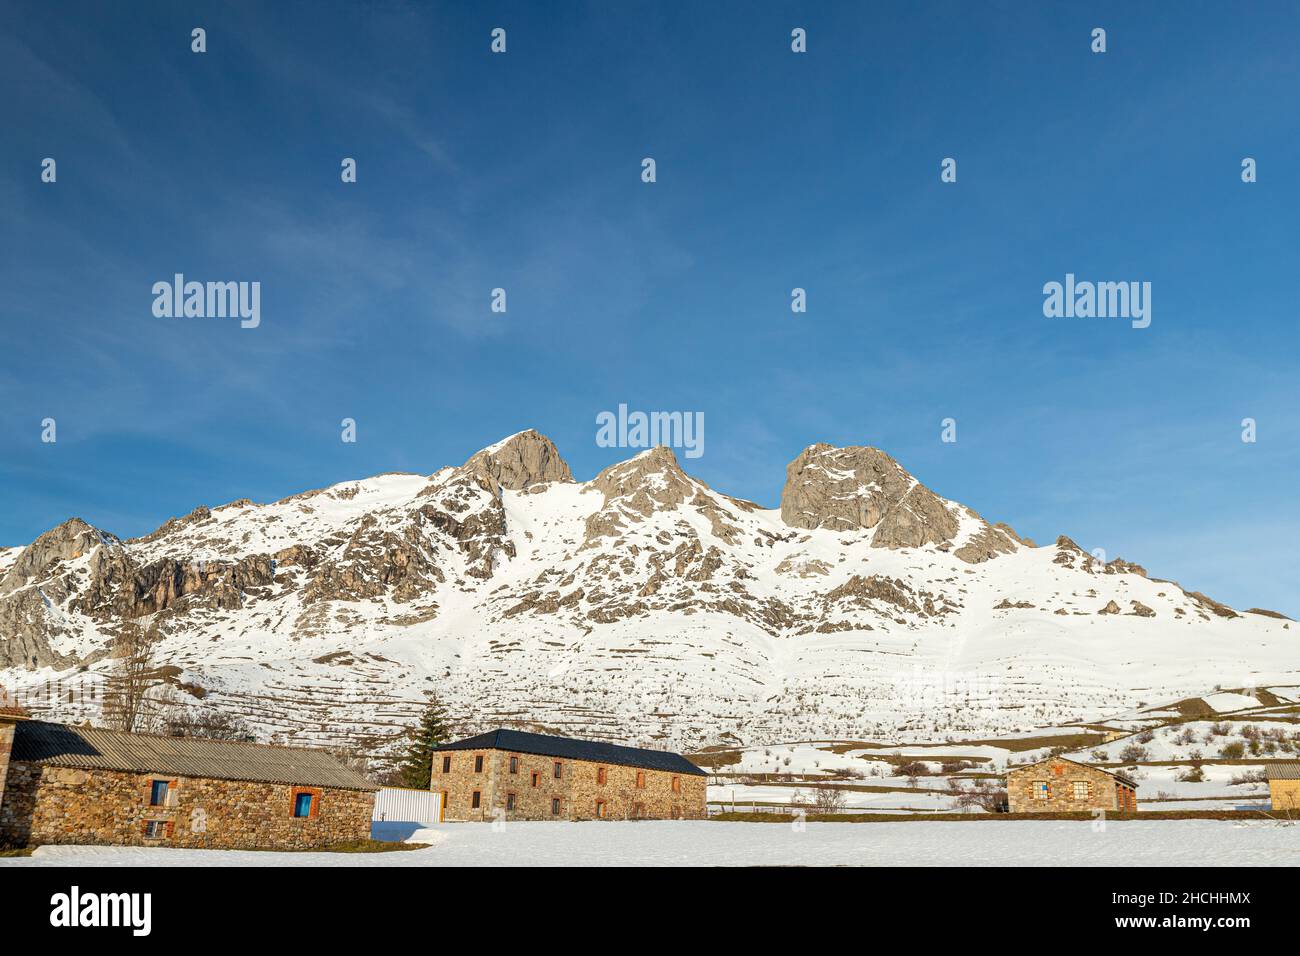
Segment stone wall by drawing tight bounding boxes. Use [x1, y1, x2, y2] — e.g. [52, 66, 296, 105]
[0, 761, 375, 849]
[1007, 758, 1130, 813]
[0, 720, 14, 816]
[1270, 779, 1300, 811]
[434, 748, 707, 822]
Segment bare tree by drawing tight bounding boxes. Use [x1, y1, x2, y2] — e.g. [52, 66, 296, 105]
[811, 785, 847, 815]
[160, 701, 255, 741]
[329, 740, 374, 777]
[898, 760, 927, 787]
[101, 620, 166, 733]
[955, 779, 1008, 813]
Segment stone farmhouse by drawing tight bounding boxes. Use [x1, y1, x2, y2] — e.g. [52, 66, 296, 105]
[1265, 762, 1300, 811]
[0, 710, 378, 850]
[433, 728, 707, 821]
[1006, 755, 1138, 813]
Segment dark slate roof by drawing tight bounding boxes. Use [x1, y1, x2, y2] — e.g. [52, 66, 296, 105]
[1265, 762, 1300, 781]
[11, 720, 378, 791]
[434, 729, 707, 776]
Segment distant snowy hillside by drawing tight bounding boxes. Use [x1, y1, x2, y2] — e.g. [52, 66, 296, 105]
[1, 430, 1295, 758]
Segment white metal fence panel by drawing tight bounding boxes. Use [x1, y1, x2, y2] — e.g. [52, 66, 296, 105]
[373, 787, 441, 823]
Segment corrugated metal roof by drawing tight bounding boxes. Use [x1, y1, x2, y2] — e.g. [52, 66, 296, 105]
[435, 729, 708, 776]
[1265, 762, 1300, 780]
[11, 721, 378, 791]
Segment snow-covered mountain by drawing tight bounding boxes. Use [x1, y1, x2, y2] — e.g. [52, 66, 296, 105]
[1, 430, 1295, 757]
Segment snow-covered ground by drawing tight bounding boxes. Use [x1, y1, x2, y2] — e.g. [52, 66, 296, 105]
[709, 783, 963, 813]
[2, 820, 1296, 867]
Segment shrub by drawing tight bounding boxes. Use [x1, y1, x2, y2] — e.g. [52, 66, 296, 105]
[897, 760, 928, 780]
[811, 785, 847, 814]
[1118, 744, 1149, 763]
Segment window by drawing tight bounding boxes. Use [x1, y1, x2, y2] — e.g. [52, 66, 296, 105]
[553, 761, 563, 779]
[531, 772, 540, 788]
[1032, 781, 1049, 799]
[1073, 781, 1091, 799]
[636, 771, 646, 789]
[509, 756, 519, 774]
[291, 787, 320, 818]
[471, 790, 482, 809]
[596, 766, 607, 785]
[143, 820, 171, 839]
[551, 797, 561, 816]
[149, 779, 170, 806]
[441, 755, 451, 773]
[595, 799, 607, 818]
[671, 776, 681, 793]
[506, 792, 516, 812]
[474, 754, 484, 773]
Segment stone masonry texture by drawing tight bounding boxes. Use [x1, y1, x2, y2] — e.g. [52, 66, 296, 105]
[435, 747, 706, 822]
[1006, 757, 1136, 813]
[0, 760, 375, 849]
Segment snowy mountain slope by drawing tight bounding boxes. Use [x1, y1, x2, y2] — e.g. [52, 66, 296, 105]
[0, 430, 1295, 757]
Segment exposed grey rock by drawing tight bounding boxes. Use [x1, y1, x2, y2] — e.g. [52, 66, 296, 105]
[0, 518, 121, 595]
[462, 429, 573, 494]
[779, 443, 1020, 562]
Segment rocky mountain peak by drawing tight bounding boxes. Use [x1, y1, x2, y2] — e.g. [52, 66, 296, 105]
[461, 429, 573, 494]
[0, 517, 120, 595]
[780, 443, 933, 533]
[588, 445, 693, 504]
[778, 442, 1022, 562]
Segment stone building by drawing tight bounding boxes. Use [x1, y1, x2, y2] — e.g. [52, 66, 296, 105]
[433, 729, 707, 822]
[1265, 762, 1300, 811]
[1006, 756, 1137, 813]
[0, 712, 378, 850]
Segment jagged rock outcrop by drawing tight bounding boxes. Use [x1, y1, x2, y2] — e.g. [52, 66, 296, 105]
[0, 519, 121, 595]
[1187, 591, 1238, 619]
[780, 443, 1021, 562]
[462, 429, 573, 494]
[582, 447, 749, 546]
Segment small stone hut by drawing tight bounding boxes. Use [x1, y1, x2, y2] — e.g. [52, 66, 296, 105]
[0, 713, 377, 850]
[1006, 755, 1138, 813]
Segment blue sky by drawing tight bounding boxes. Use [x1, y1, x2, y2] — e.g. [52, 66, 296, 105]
[1, 1, 1297, 615]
